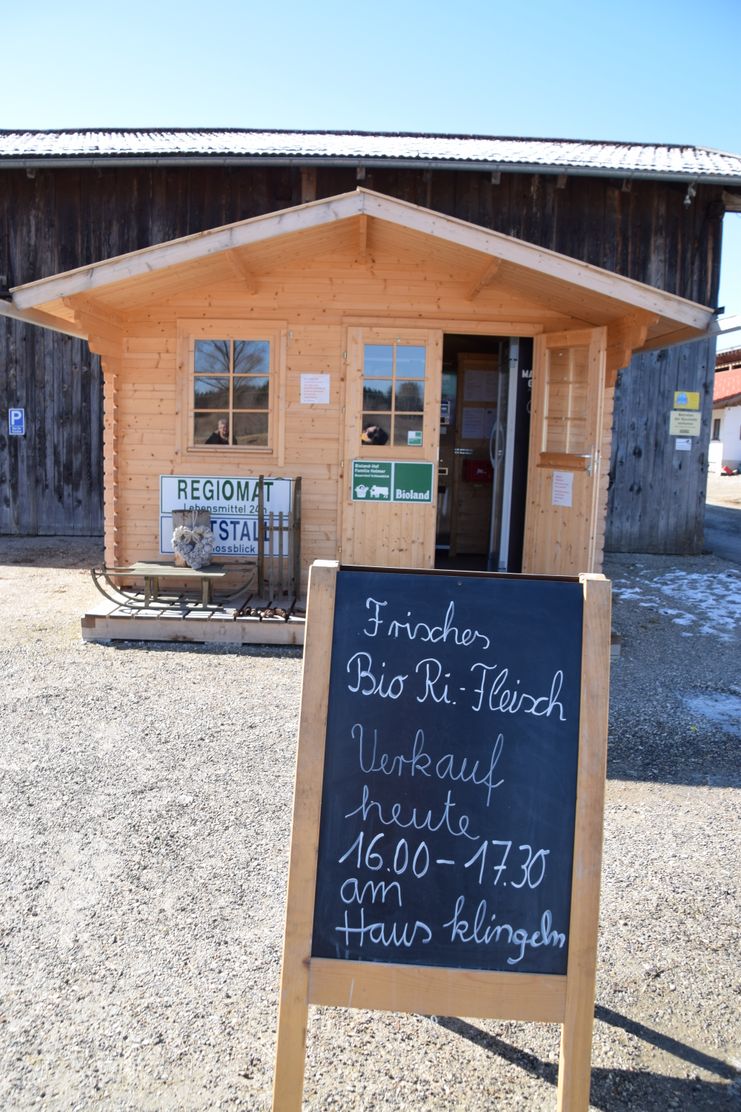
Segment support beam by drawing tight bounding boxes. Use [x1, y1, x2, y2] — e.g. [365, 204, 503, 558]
[0, 298, 86, 340]
[300, 167, 317, 203]
[357, 214, 369, 261]
[226, 249, 259, 293]
[605, 313, 658, 386]
[64, 295, 127, 331]
[466, 257, 502, 301]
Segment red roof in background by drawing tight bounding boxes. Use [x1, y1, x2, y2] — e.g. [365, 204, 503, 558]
[716, 347, 741, 370]
[714, 367, 741, 403]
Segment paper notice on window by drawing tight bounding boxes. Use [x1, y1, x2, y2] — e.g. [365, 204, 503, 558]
[462, 407, 496, 441]
[552, 471, 574, 507]
[464, 369, 498, 402]
[300, 373, 330, 404]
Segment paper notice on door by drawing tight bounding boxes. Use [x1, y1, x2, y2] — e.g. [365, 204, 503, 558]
[552, 471, 574, 507]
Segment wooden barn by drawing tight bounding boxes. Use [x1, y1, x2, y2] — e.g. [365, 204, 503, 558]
[1, 129, 740, 575]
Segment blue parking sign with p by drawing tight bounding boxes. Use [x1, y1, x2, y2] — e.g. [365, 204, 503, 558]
[8, 408, 25, 436]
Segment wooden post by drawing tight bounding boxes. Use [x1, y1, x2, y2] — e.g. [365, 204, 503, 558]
[257, 476, 265, 597]
[292, 477, 302, 599]
[557, 574, 611, 1111]
[272, 561, 339, 1112]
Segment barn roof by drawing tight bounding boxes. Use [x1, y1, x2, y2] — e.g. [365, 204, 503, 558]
[1, 128, 741, 184]
[714, 368, 741, 405]
[716, 346, 741, 370]
[4, 188, 715, 352]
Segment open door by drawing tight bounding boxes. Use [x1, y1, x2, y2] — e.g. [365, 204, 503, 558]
[522, 328, 606, 575]
[447, 352, 506, 560]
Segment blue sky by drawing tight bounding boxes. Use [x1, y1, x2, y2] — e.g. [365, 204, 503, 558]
[3, 0, 740, 332]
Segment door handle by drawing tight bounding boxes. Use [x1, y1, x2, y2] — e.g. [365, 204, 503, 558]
[575, 449, 599, 476]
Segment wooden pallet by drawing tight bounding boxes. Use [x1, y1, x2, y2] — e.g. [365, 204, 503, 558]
[81, 596, 306, 646]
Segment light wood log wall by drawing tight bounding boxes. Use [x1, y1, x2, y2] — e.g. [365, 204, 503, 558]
[78, 244, 608, 581]
[107, 316, 345, 578]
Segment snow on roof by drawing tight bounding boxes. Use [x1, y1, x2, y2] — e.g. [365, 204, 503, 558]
[1, 128, 740, 183]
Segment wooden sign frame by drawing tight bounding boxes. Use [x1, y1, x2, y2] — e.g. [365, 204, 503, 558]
[273, 560, 611, 1111]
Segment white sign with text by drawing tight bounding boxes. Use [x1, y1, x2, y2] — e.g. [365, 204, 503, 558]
[160, 474, 292, 557]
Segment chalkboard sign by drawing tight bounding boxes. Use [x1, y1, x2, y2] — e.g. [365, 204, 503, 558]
[273, 562, 611, 1112]
[312, 569, 582, 975]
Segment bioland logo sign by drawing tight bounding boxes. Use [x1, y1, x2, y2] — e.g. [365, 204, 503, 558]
[351, 461, 433, 504]
[160, 475, 292, 557]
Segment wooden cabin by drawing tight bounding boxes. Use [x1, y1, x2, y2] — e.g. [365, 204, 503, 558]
[4, 187, 714, 639]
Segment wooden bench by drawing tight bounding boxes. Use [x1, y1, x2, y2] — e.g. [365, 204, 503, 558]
[105, 561, 228, 606]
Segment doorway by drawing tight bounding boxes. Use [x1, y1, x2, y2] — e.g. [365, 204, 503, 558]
[435, 335, 531, 572]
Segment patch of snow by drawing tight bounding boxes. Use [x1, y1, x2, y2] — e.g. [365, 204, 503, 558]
[683, 693, 741, 739]
[612, 568, 741, 643]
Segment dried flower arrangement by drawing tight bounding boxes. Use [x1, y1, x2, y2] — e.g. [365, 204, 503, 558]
[171, 511, 215, 570]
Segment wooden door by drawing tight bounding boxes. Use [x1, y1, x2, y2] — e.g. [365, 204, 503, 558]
[340, 327, 442, 568]
[522, 328, 606, 575]
[448, 352, 502, 557]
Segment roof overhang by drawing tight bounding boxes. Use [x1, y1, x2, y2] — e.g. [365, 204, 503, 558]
[7, 188, 716, 351]
[714, 393, 741, 409]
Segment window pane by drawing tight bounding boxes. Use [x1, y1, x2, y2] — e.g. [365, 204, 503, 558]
[395, 380, 425, 412]
[194, 412, 232, 445]
[396, 345, 426, 378]
[545, 345, 589, 454]
[234, 339, 270, 375]
[364, 344, 393, 377]
[363, 381, 393, 411]
[233, 376, 270, 409]
[194, 376, 230, 408]
[361, 416, 390, 446]
[394, 414, 424, 447]
[233, 412, 269, 446]
[195, 339, 230, 375]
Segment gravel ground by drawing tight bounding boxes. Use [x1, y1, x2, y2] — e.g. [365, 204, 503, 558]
[0, 536, 739, 1111]
[705, 475, 741, 565]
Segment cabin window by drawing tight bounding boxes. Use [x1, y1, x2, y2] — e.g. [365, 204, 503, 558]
[193, 338, 271, 447]
[361, 342, 426, 448]
[542, 345, 589, 454]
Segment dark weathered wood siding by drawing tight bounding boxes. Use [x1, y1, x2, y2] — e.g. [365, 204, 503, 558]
[608, 338, 716, 553]
[0, 327, 102, 534]
[0, 164, 724, 545]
